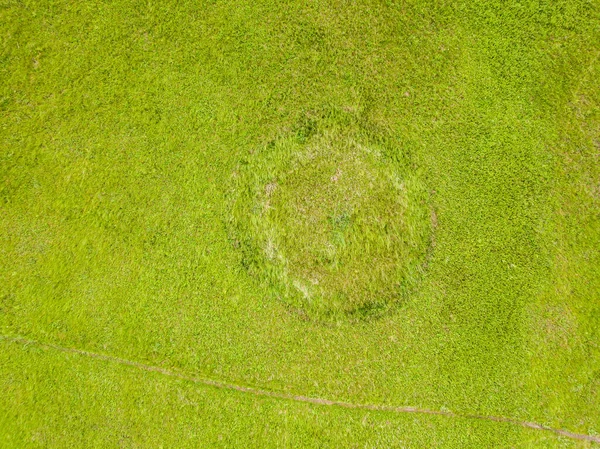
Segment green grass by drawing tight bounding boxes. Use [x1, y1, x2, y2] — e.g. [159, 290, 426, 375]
[227, 110, 433, 321]
[1, 0, 599, 447]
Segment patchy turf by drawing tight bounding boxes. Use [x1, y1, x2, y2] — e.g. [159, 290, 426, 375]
[228, 110, 433, 321]
[1, 0, 599, 447]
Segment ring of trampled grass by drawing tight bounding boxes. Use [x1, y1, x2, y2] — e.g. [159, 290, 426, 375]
[228, 120, 432, 322]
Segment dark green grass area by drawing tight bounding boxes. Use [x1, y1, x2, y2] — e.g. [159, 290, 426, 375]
[1, 0, 599, 447]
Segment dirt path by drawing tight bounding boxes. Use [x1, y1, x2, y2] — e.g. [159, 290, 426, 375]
[2, 333, 598, 444]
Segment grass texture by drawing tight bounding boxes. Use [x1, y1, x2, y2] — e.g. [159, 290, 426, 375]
[1, 0, 599, 447]
[227, 110, 432, 321]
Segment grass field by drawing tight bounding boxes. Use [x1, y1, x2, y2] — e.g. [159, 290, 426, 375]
[1, 0, 600, 447]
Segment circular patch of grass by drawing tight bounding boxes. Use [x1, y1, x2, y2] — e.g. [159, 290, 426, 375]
[228, 112, 433, 322]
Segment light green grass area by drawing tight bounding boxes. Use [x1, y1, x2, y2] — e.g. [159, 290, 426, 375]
[1, 0, 599, 447]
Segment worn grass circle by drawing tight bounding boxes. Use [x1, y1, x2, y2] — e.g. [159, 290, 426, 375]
[228, 116, 433, 322]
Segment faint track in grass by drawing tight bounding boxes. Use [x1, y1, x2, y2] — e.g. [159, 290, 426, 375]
[2, 333, 599, 445]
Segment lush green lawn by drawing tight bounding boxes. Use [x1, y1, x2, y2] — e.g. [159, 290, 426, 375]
[1, 0, 599, 447]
